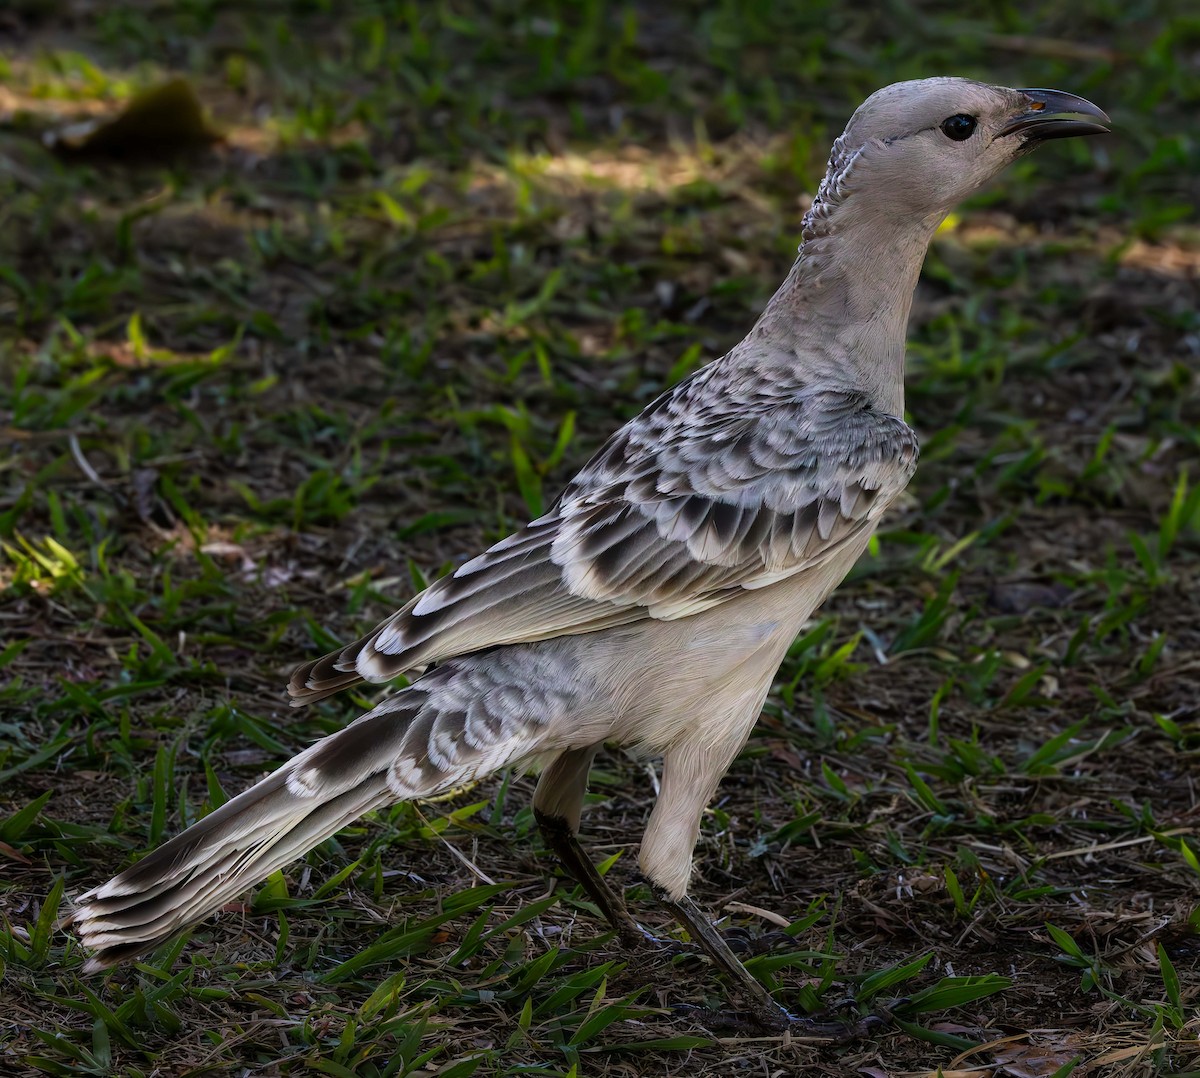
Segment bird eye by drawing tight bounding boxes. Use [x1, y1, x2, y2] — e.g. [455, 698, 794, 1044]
[940, 114, 978, 141]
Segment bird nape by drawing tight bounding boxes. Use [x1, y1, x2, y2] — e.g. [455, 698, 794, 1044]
[62, 77, 1108, 1033]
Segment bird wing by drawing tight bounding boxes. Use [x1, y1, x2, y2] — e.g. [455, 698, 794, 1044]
[288, 367, 918, 704]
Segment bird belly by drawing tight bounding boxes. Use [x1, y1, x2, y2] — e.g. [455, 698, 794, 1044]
[596, 527, 876, 752]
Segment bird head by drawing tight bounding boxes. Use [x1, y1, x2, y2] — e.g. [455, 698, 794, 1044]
[811, 77, 1109, 231]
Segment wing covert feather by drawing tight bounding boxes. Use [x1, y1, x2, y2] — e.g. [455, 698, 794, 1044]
[289, 368, 918, 704]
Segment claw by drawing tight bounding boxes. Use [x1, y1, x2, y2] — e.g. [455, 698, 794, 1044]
[801, 994, 909, 1044]
[672, 994, 906, 1042]
[625, 926, 686, 953]
[671, 1003, 783, 1035]
[724, 927, 795, 955]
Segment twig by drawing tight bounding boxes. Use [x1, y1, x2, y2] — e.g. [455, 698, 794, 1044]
[722, 900, 791, 929]
[1042, 827, 1192, 861]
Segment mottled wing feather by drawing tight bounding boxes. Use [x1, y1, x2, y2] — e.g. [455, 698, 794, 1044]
[549, 377, 916, 612]
[289, 367, 918, 704]
[288, 520, 645, 704]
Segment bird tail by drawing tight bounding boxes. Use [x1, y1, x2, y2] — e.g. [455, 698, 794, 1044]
[63, 659, 556, 971]
[62, 766, 393, 971]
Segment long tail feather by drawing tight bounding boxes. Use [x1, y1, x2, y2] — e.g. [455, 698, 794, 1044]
[63, 651, 575, 970]
[62, 766, 392, 971]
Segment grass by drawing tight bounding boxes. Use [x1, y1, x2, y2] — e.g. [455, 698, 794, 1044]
[2, 0, 1199, 1073]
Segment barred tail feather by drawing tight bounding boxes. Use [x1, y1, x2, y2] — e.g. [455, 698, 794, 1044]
[63, 770, 392, 971]
[65, 652, 574, 970]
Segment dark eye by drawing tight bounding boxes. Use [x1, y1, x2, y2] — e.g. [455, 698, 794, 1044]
[940, 114, 977, 141]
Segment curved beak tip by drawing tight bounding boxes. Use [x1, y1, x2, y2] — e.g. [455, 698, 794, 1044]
[1001, 88, 1110, 141]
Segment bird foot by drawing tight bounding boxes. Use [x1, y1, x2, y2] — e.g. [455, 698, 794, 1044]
[628, 923, 793, 958]
[791, 995, 907, 1044]
[721, 925, 796, 956]
[619, 924, 677, 951]
[673, 995, 907, 1041]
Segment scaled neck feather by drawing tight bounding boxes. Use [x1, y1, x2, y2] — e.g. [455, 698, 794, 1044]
[746, 136, 947, 419]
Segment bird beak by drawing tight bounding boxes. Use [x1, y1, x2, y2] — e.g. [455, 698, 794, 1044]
[998, 88, 1110, 141]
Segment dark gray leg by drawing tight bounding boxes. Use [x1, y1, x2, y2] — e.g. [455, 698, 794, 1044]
[534, 807, 644, 948]
[656, 890, 904, 1039]
[532, 746, 646, 947]
[655, 889, 793, 1030]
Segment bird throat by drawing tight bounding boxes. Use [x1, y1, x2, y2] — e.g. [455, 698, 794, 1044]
[750, 139, 944, 418]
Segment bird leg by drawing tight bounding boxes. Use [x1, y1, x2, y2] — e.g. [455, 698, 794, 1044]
[655, 889, 793, 1030]
[656, 891, 909, 1039]
[534, 808, 645, 948]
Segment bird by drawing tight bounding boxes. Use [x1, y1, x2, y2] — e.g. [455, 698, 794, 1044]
[63, 77, 1108, 1030]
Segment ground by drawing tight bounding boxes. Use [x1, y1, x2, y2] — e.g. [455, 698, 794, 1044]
[1, 2, 1199, 1075]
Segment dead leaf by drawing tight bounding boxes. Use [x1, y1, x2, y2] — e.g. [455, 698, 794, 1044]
[44, 77, 221, 159]
[991, 1040, 1081, 1077]
[0, 840, 32, 864]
